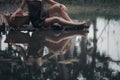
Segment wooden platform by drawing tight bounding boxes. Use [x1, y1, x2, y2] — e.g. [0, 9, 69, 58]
[0, 14, 89, 32]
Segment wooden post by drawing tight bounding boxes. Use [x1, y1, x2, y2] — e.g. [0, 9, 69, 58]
[91, 19, 97, 79]
[58, 55, 70, 80]
[71, 35, 88, 80]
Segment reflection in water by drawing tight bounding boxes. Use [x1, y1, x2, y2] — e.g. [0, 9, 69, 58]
[88, 17, 120, 60]
[97, 18, 120, 60]
[0, 29, 88, 80]
[0, 15, 120, 80]
[88, 17, 120, 74]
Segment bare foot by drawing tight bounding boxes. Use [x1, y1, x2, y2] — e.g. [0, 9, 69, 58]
[78, 21, 91, 28]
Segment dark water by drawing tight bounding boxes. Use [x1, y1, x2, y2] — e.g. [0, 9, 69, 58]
[0, 26, 88, 80]
[0, 12, 120, 80]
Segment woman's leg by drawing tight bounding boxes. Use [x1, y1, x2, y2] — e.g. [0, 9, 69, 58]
[48, 4, 72, 22]
[45, 16, 86, 27]
[45, 4, 89, 27]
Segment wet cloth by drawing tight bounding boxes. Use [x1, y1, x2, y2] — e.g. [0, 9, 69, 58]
[26, 0, 49, 28]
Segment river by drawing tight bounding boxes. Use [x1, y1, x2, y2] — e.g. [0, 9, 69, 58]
[0, 6, 120, 80]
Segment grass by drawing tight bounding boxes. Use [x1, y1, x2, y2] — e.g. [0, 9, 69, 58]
[0, 4, 120, 20]
[66, 5, 120, 20]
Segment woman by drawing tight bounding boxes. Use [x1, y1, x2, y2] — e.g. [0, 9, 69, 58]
[11, 0, 89, 28]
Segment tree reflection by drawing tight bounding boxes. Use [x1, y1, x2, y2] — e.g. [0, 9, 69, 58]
[0, 19, 120, 80]
[0, 29, 88, 80]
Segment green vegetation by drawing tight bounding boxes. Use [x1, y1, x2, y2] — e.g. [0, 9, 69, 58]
[0, 0, 120, 6]
[56, 0, 120, 6]
[69, 12, 120, 21]
[1, 0, 120, 20]
[67, 5, 120, 21]
[0, 0, 20, 4]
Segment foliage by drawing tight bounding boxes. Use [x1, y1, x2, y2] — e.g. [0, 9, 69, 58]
[0, 0, 20, 4]
[0, 0, 120, 6]
[56, 0, 120, 5]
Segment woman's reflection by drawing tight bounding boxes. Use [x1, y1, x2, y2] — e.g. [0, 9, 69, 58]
[5, 30, 87, 66]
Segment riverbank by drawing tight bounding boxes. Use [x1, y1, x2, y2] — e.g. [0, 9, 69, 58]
[1, 4, 120, 25]
[66, 5, 120, 20]
[0, 4, 28, 14]
[67, 5, 120, 15]
[0, 4, 120, 16]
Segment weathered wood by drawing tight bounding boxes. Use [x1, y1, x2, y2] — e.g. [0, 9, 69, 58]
[4, 30, 30, 43]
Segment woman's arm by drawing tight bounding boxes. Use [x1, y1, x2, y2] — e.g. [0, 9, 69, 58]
[46, 0, 67, 11]
[11, 0, 26, 20]
[45, 0, 59, 5]
[14, 0, 26, 14]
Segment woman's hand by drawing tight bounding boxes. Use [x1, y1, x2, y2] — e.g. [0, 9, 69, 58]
[10, 11, 23, 21]
[10, 13, 16, 21]
[10, 0, 25, 21]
